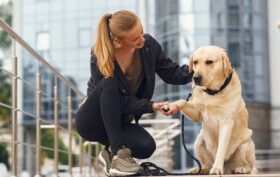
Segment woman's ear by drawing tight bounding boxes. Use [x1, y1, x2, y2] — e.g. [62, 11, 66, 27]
[113, 38, 122, 48]
[222, 52, 233, 77]
[189, 55, 193, 73]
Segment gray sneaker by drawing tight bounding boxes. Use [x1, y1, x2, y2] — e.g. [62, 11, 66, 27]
[109, 148, 142, 176]
[98, 149, 112, 176]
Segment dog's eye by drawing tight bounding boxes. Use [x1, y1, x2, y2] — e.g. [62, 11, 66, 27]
[193, 60, 198, 65]
[206, 60, 213, 65]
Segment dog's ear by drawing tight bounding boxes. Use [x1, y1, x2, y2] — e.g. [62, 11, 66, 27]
[189, 55, 193, 73]
[222, 52, 233, 77]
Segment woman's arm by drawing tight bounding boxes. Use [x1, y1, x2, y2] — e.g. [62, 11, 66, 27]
[149, 35, 193, 85]
[87, 54, 104, 96]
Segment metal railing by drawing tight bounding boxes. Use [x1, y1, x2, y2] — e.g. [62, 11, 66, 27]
[0, 18, 183, 176]
[0, 18, 98, 177]
[255, 149, 280, 174]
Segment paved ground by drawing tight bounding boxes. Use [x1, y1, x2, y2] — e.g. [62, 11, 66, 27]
[150, 175, 280, 177]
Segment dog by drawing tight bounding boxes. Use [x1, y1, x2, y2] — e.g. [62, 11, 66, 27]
[164, 46, 258, 175]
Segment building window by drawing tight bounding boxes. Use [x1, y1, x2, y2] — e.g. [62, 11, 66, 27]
[78, 28, 92, 48]
[227, 0, 239, 27]
[228, 43, 240, 68]
[36, 32, 50, 51]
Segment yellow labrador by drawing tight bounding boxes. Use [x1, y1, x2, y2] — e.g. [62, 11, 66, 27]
[166, 46, 258, 174]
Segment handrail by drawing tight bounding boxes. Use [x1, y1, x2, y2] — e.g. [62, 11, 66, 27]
[0, 18, 94, 177]
[0, 18, 85, 97]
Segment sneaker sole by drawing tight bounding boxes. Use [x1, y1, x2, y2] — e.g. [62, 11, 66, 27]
[98, 152, 111, 176]
[109, 168, 138, 176]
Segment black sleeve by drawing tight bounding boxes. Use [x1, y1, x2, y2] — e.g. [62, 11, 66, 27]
[87, 54, 104, 96]
[150, 35, 193, 85]
[120, 96, 154, 115]
[87, 53, 154, 114]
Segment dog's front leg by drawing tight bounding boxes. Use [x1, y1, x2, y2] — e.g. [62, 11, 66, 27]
[172, 99, 201, 122]
[210, 119, 234, 175]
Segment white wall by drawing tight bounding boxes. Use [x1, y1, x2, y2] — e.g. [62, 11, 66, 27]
[268, 0, 280, 148]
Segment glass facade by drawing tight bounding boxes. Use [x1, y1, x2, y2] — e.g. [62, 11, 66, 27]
[150, 0, 269, 172]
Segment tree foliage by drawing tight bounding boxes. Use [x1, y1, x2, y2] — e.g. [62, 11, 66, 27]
[0, 144, 10, 169]
[0, 0, 12, 49]
[0, 0, 12, 169]
[41, 129, 78, 165]
[0, 0, 12, 123]
[0, 61, 11, 123]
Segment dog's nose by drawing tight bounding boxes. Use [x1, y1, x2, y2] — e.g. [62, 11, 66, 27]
[193, 75, 202, 85]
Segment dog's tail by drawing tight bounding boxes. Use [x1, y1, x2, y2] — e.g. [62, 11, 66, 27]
[251, 166, 259, 174]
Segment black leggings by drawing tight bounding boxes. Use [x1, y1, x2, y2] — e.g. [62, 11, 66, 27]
[75, 78, 156, 159]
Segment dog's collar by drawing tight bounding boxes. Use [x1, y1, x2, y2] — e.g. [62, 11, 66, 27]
[203, 73, 233, 96]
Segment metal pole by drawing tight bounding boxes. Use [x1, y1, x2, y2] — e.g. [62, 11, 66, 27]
[95, 143, 99, 176]
[54, 77, 59, 177]
[79, 137, 83, 177]
[88, 144, 92, 176]
[11, 55, 18, 177]
[35, 62, 42, 177]
[68, 88, 73, 177]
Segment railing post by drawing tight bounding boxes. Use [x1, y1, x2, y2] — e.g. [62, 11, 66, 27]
[54, 77, 59, 177]
[35, 62, 42, 177]
[11, 55, 18, 177]
[79, 137, 83, 177]
[68, 89, 73, 177]
[88, 143, 92, 176]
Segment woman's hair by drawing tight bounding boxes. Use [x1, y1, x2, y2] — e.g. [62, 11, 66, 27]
[93, 10, 139, 78]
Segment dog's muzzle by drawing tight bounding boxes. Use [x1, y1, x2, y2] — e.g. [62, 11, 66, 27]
[193, 75, 202, 85]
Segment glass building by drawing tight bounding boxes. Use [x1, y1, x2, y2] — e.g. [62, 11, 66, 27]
[149, 0, 269, 172]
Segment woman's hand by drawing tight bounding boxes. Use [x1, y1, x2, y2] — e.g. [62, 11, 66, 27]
[152, 102, 168, 110]
[162, 103, 180, 116]
[152, 102, 180, 116]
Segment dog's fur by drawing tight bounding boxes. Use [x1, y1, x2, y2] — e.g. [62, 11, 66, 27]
[169, 46, 258, 174]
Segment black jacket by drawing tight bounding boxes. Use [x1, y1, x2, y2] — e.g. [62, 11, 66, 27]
[87, 34, 193, 123]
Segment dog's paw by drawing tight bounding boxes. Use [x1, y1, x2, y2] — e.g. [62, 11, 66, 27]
[209, 167, 223, 175]
[235, 167, 251, 174]
[161, 105, 170, 112]
[188, 167, 209, 175]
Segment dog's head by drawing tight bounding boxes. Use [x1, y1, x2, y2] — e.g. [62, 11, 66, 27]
[189, 46, 233, 90]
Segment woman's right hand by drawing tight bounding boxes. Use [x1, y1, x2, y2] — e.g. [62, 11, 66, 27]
[152, 102, 170, 115]
[152, 102, 181, 116]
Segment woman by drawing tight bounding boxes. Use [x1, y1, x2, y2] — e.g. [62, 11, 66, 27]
[75, 10, 193, 176]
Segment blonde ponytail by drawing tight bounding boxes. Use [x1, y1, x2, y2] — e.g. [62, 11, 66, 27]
[94, 14, 115, 78]
[93, 10, 139, 78]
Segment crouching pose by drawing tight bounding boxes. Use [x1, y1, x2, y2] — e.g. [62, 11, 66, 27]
[75, 10, 193, 176]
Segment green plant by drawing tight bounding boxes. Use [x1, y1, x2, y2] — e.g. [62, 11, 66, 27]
[0, 144, 10, 169]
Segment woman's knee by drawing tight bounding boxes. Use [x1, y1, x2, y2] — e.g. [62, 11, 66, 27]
[134, 137, 156, 159]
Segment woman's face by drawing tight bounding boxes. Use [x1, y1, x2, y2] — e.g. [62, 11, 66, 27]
[119, 20, 145, 49]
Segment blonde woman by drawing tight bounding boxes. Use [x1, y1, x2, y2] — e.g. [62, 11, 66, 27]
[75, 10, 193, 176]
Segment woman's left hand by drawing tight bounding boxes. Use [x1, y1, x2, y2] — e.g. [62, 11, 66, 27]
[160, 103, 180, 116]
